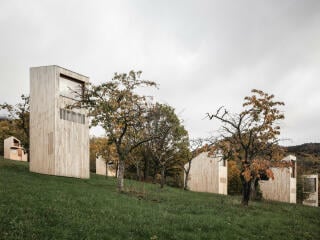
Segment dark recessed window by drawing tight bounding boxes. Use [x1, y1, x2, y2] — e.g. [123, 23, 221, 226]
[303, 178, 316, 193]
[291, 160, 296, 178]
[59, 74, 84, 101]
[222, 159, 226, 167]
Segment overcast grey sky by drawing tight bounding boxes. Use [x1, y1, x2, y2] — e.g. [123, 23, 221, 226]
[0, 0, 319, 145]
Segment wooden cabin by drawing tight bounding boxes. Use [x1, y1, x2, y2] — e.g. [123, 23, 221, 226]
[29, 65, 89, 178]
[260, 155, 297, 203]
[95, 156, 116, 177]
[4, 136, 28, 161]
[302, 174, 318, 207]
[184, 152, 227, 195]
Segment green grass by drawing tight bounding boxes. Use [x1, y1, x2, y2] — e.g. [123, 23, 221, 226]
[0, 157, 319, 240]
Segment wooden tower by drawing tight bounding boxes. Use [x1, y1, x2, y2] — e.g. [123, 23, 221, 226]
[29, 65, 89, 178]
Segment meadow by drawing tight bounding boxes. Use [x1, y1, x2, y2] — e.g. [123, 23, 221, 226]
[0, 157, 319, 240]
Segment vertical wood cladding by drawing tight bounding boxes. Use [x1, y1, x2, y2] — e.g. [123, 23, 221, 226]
[185, 152, 227, 195]
[30, 65, 89, 178]
[260, 155, 297, 203]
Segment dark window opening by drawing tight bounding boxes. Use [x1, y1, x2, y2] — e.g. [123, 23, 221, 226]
[303, 178, 316, 193]
[60, 108, 85, 124]
[222, 158, 226, 167]
[13, 139, 19, 147]
[59, 74, 84, 101]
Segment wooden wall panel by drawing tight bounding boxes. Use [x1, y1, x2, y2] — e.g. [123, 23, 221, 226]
[3, 137, 11, 159]
[260, 157, 297, 203]
[30, 66, 56, 174]
[219, 163, 228, 195]
[260, 167, 291, 202]
[185, 152, 227, 195]
[55, 96, 89, 178]
[96, 156, 116, 177]
[96, 156, 106, 176]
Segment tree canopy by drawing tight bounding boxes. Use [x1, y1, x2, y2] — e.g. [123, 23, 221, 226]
[144, 103, 189, 188]
[81, 71, 160, 191]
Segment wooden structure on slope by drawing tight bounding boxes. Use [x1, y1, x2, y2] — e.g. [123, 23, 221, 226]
[30, 65, 89, 178]
[260, 155, 297, 203]
[302, 174, 318, 207]
[4, 136, 28, 161]
[95, 156, 116, 177]
[185, 152, 227, 195]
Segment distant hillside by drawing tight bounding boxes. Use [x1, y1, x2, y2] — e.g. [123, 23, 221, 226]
[285, 143, 320, 175]
[287, 143, 320, 156]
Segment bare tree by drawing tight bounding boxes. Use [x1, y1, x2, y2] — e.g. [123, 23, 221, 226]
[207, 89, 285, 205]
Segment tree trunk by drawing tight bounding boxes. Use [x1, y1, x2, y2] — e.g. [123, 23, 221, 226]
[160, 166, 165, 188]
[250, 178, 257, 200]
[27, 150, 30, 162]
[136, 162, 140, 181]
[105, 160, 110, 179]
[183, 173, 189, 190]
[184, 161, 191, 190]
[153, 164, 158, 184]
[143, 152, 150, 180]
[240, 160, 252, 206]
[115, 161, 119, 178]
[242, 180, 251, 206]
[117, 159, 125, 192]
[184, 171, 189, 190]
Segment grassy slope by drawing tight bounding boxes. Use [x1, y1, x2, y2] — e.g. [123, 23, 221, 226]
[0, 157, 319, 240]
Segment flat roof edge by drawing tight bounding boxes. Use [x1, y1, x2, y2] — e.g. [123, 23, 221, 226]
[30, 65, 89, 79]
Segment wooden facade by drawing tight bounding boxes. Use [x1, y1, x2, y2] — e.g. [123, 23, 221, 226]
[29, 65, 89, 178]
[260, 155, 297, 203]
[4, 136, 28, 161]
[95, 156, 116, 177]
[302, 174, 318, 207]
[185, 152, 227, 195]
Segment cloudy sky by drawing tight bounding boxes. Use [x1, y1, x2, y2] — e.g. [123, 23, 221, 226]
[0, 0, 319, 145]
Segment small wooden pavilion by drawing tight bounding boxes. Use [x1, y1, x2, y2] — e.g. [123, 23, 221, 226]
[184, 152, 227, 195]
[96, 156, 116, 177]
[4, 136, 28, 161]
[260, 155, 297, 203]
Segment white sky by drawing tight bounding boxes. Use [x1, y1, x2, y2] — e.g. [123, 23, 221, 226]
[0, 0, 319, 145]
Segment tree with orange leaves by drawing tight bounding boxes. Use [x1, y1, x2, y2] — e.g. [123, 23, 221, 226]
[227, 160, 242, 195]
[207, 89, 285, 205]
